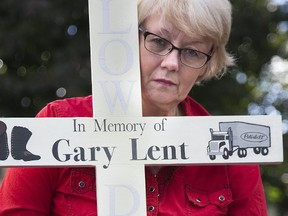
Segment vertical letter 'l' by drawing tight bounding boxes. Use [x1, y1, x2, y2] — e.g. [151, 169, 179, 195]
[101, 0, 131, 34]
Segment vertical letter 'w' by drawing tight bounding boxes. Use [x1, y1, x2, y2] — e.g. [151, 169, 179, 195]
[99, 80, 135, 114]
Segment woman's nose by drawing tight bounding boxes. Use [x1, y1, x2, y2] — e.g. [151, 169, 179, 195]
[160, 49, 180, 71]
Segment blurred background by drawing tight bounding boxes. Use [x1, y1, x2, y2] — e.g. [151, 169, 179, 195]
[0, 0, 287, 215]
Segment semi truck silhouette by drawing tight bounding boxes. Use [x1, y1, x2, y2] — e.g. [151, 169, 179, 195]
[207, 121, 271, 160]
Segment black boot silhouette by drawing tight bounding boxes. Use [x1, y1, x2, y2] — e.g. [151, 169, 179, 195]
[11, 126, 41, 161]
[0, 121, 9, 160]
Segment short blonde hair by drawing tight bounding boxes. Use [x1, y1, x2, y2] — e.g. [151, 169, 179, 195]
[137, 0, 234, 81]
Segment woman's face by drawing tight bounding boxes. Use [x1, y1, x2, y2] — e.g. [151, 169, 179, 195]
[139, 13, 213, 114]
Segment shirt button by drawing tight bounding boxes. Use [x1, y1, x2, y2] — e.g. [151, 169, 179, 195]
[148, 206, 155, 211]
[219, 195, 225, 201]
[78, 181, 85, 188]
[149, 187, 155, 193]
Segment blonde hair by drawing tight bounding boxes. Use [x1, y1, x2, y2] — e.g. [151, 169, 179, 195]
[137, 0, 234, 81]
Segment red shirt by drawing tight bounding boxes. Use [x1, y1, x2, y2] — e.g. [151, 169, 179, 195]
[0, 95, 267, 215]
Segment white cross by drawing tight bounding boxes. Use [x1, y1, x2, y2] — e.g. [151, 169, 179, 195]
[0, 1, 283, 215]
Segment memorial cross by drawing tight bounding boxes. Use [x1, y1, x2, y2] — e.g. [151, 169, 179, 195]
[0, 0, 283, 215]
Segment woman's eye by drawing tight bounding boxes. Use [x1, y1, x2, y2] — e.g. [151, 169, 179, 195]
[150, 37, 167, 47]
[185, 49, 198, 57]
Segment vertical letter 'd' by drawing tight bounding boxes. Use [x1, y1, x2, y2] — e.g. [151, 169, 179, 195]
[108, 184, 140, 216]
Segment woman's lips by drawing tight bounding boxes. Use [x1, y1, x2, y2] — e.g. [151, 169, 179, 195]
[154, 79, 176, 86]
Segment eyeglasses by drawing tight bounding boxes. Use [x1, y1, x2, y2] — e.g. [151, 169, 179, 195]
[139, 26, 212, 69]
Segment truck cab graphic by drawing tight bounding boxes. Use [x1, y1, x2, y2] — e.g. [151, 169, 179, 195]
[207, 121, 271, 160]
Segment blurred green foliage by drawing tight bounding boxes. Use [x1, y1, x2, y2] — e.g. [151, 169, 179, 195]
[0, 0, 91, 117]
[0, 0, 287, 215]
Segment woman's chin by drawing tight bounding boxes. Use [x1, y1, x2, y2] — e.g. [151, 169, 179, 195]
[143, 93, 180, 108]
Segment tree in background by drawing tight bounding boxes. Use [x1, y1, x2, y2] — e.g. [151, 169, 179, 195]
[0, 0, 91, 117]
[0, 0, 287, 215]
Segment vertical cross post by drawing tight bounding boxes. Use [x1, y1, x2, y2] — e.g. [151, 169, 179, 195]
[88, 0, 147, 214]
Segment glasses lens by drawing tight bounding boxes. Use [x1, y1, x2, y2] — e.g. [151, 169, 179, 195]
[144, 34, 172, 55]
[142, 29, 210, 69]
[181, 49, 208, 68]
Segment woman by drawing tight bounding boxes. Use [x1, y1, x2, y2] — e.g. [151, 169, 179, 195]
[0, 0, 267, 215]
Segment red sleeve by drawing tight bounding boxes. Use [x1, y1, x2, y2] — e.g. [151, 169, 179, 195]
[36, 96, 93, 118]
[0, 168, 59, 215]
[0, 102, 60, 215]
[36, 103, 58, 117]
[0, 96, 93, 215]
